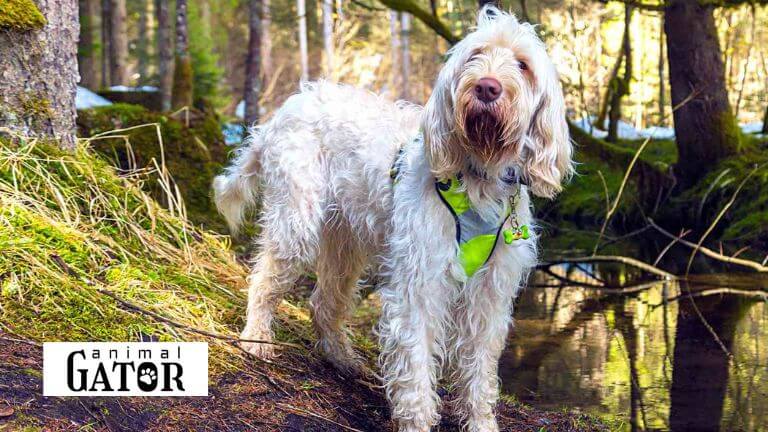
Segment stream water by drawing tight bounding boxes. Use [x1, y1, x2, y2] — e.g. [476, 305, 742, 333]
[501, 265, 768, 431]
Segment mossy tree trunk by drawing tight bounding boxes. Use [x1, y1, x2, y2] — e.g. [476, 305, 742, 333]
[762, 105, 768, 135]
[171, 0, 193, 109]
[595, 4, 632, 141]
[107, 0, 129, 85]
[77, 0, 100, 89]
[664, 0, 740, 187]
[155, 0, 173, 111]
[0, 0, 79, 149]
[244, 0, 262, 125]
[606, 4, 632, 143]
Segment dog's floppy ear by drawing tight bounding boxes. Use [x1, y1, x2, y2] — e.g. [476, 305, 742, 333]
[523, 65, 573, 199]
[422, 55, 464, 179]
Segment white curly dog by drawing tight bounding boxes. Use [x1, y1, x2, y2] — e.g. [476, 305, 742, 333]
[214, 6, 571, 431]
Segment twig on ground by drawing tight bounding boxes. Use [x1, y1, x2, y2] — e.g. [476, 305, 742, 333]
[276, 403, 364, 432]
[98, 289, 303, 350]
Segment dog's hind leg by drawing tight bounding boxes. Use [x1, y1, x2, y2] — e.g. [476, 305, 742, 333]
[240, 160, 325, 359]
[310, 216, 368, 376]
[239, 246, 304, 359]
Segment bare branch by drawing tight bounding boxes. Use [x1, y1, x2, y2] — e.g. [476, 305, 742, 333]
[377, 0, 459, 44]
[648, 218, 768, 272]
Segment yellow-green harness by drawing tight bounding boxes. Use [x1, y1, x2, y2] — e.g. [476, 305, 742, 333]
[390, 142, 529, 277]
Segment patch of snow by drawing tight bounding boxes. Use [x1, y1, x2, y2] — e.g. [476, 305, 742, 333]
[572, 117, 607, 139]
[573, 116, 643, 140]
[638, 126, 675, 140]
[234, 100, 267, 120]
[108, 85, 159, 92]
[741, 122, 764, 135]
[76, 86, 112, 109]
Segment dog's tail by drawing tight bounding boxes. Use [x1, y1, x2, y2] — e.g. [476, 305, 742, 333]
[213, 128, 264, 235]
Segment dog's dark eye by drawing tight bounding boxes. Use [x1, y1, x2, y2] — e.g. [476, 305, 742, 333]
[518, 61, 528, 71]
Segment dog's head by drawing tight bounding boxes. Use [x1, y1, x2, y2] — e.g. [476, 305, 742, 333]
[422, 6, 572, 198]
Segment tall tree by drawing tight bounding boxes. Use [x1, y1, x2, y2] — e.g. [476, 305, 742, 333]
[763, 105, 768, 135]
[261, 0, 272, 78]
[78, 0, 100, 89]
[389, 11, 401, 96]
[664, 0, 741, 186]
[107, 0, 129, 85]
[658, 19, 666, 125]
[400, 13, 411, 100]
[606, 4, 632, 143]
[297, 0, 309, 82]
[101, 0, 110, 86]
[136, 0, 152, 85]
[172, 0, 193, 108]
[322, 0, 334, 77]
[244, 0, 262, 125]
[0, 0, 79, 148]
[156, 0, 173, 111]
[595, 4, 632, 141]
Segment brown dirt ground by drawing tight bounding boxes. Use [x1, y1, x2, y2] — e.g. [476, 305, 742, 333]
[0, 335, 607, 432]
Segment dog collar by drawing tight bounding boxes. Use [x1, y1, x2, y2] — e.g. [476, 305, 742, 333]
[389, 135, 530, 277]
[435, 176, 528, 277]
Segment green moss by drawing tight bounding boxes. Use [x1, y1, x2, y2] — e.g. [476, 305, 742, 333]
[675, 149, 768, 247]
[19, 92, 52, 119]
[0, 136, 246, 371]
[76, 103, 227, 230]
[0, 0, 46, 30]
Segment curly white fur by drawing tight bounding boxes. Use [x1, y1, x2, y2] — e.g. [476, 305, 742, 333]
[214, 7, 571, 431]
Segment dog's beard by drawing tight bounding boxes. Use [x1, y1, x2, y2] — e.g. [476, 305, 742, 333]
[462, 107, 512, 164]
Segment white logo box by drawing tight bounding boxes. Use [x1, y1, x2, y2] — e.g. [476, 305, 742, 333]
[43, 342, 208, 396]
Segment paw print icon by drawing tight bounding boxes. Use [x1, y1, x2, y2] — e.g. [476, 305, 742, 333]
[136, 363, 158, 392]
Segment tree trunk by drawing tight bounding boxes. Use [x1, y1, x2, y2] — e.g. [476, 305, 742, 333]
[762, 105, 768, 135]
[244, 0, 262, 125]
[107, 0, 128, 85]
[658, 19, 666, 125]
[322, 0, 333, 77]
[136, 0, 150, 85]
[297, 0, 309, 82]
[400, 13, 411, 100]
[606, 5, 632, 143]
[665, 0, 740, 187]
[101, 0, 110, 87]
[78, 0, 100, 89]
[389, 11, 401, 96]
[0, 0, 79, 148]
[156, 0, 173, 111]
[261, 0, 272, 79]
[172, 0, 193, 109]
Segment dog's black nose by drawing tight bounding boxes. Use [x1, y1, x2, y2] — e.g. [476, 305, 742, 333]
[474, 77, 502, 103]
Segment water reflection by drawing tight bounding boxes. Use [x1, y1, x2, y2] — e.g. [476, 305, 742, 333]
[501, 266, 768, 431]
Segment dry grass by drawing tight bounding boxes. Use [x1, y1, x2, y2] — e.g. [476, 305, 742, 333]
[0, 131, 251, 371]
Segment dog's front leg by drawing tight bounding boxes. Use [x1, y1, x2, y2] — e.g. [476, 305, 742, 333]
[451, 276, 518, 432]
[378, 277, 450, 432]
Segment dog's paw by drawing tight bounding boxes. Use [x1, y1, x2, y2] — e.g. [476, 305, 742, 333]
[317, 338, 371, 378]
[240, 327, 276, 359]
